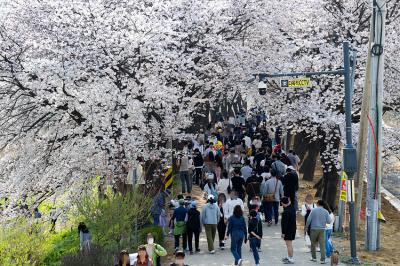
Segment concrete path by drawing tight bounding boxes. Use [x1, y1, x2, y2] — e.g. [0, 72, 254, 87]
[183, 187, 343, 266]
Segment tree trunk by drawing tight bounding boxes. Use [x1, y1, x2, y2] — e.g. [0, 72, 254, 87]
[293, 131, 319, 181]
[318, 127, 341, 209]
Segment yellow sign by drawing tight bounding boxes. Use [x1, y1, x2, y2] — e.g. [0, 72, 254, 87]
[281, 77, 311, 88]
[339, 172, 347, 202]
[164, 166, 173, 190]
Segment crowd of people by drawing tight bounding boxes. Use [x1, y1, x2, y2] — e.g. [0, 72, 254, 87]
[125, 111, 337, 265]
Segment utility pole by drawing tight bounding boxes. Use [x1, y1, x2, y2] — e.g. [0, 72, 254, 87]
[354, 17, 373, 229]
[366, 0, 386, 251]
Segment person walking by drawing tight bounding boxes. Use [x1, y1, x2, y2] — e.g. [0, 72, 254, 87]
[217, 193, 227, 250]
[193, 149, 204, 186]
[201, 195, 220, 254]
[224, 190, 245, 221]
[281, 197, 296, 264]
[150, 189, 171, 226]
[117, 250, 131, 266]
[171, 199, 188, 252]
[145, 233, 167, 266]
[133, 245, 153, 266]
[177, 154, 191, 194]
[301, 194, 316, 237]
[281, 166, 299, 211]
[322, 203, 335, 258]
[187, 201, 201, 254]
[226, 205, 247, 266]
[261, 169, 283, 226]
[77, 222, 91, 252]
[217, 171, 230, 200]
[248, 210, 262, 266]
[231, 168, 246, 201]
[169, 250, 189, 266]
[271, 154, 287, 178]
[306, 200, 333, 264]
[203, 173, 218, 200]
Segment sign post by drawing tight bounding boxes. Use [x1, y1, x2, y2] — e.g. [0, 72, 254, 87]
[280, 77, 311, 88]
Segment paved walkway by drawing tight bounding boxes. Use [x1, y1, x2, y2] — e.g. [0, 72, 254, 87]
[183, 186, 343, 266]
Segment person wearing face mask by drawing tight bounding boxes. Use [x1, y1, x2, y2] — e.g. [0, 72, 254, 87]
[169, 250, 188, 266]
[145, 233, 167, 266]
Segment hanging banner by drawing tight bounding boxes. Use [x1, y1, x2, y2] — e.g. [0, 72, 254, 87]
[339, 171, 348, 201]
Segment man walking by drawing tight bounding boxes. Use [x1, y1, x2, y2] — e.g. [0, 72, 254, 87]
[261, 169, 283, 226]
[306, 200, 332, 264]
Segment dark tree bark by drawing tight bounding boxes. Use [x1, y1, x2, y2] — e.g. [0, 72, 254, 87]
[317, 127, 341, 209]
[295, 131, 319, 181]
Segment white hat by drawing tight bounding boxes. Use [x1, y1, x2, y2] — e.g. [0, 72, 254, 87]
[288, 166, 296, 171]
[207, 194, 215, 200]
[206, 173, 214, 180]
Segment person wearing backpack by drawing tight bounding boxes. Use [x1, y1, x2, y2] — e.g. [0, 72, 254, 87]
[186, 201, 201, 254]
[248, 210, 263, 266]
[261, 169, 283, 226]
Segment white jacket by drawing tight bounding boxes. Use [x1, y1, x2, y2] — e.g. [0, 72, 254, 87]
[223, 198, 244, 219]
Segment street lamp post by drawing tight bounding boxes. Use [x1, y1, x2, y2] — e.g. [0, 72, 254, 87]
[254, 41, 359, 264]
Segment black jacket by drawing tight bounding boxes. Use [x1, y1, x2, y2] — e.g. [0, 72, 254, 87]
[248, 217, 263, 238]
[186, 208, 201, 232]
[282, 172, 299, 203]
[193, 153, 204, 167]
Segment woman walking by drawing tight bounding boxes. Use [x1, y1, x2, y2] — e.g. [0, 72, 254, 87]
[187, 201, 201, 254]
[226, 205, 247, 266]
[281, 197, 296, 264]
[203, 173, 218, 199]
[217, 193, 227, 250]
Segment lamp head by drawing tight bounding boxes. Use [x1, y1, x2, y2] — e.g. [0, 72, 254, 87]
[258, 80, 267, 95]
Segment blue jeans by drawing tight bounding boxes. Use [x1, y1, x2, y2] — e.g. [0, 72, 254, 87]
[180, 171, 191, 193]
[250, 238, 260, 264]
[263, 201, 279, 224]
[325, 229, 333, 257]
[230, 231, 244, 265]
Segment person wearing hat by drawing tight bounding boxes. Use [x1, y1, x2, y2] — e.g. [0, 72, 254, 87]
[186, 201, 201, 254]
[281, 166, 299, 211]
[145, 233, 167, 266]
[132, 245, 153, 266]
[169, 250, 188, 266]
[203, 173, 218, 200]
[171, 199, 188, 252]
[201, 194, 220, 254]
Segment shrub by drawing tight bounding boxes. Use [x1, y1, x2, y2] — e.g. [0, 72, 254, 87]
[0, 218, 46, 266]
[41, 229, 80, 266]
[76, 187, 152, 253]
[61, 244, 114, 266]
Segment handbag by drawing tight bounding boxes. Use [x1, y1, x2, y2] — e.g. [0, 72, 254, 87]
[263, 179, 278, 202]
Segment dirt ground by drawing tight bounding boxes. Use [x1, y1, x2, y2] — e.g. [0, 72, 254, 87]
[298, 176, 400, 266]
